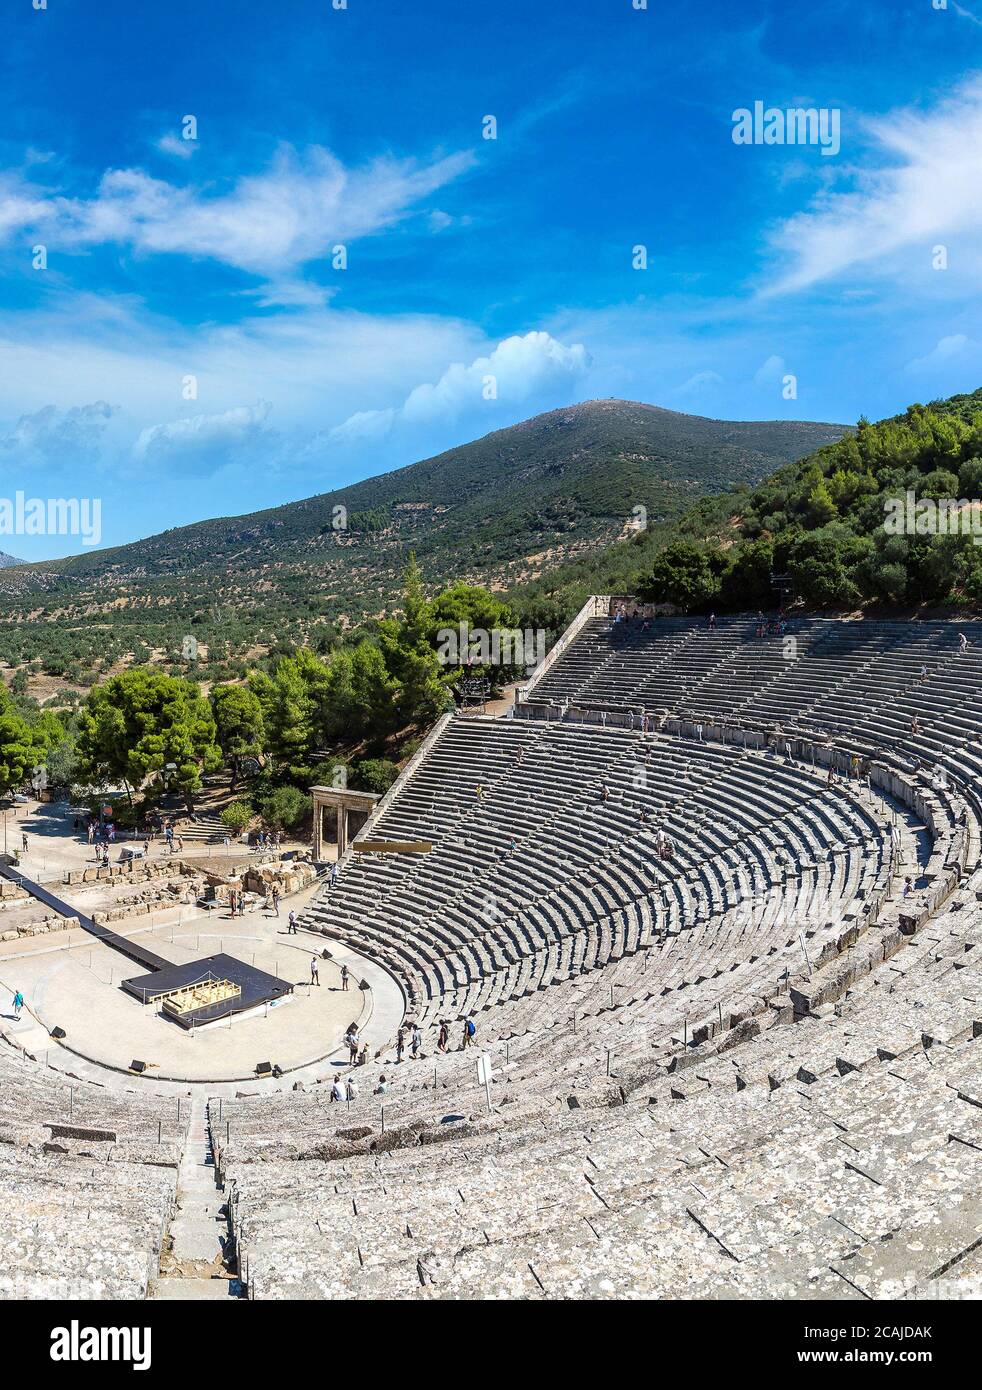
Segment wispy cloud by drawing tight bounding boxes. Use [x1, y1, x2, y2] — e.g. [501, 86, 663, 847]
[0, 144, 476, 278]
[764, 76, 982, 294]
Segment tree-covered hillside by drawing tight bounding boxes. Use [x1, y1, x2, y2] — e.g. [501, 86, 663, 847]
[511, 387, 982, 625]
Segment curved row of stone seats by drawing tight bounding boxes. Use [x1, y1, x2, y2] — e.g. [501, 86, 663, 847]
[215, 863, 890, 1173]
[524, 615, 982, 722]
[0, 1147, 175, 1300]
[299, 720, 892, 1025]
[216, 748, 954, 1178]
[0, 1046, 183, 1300]
[224, 1019, 982, 1299]
[0, 1048, 189, 1154]
[523, 616, 982, 792]
[221, 866, 982, 1298]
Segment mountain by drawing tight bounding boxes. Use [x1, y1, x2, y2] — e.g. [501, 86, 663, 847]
[518, 386, 982, 620]
[0, 552, 22, 568]
[0, 399, 847, 682]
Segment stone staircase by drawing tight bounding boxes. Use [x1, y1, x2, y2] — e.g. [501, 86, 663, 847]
[174, 813, 227, 844]
[149, 1097, 243, 1301]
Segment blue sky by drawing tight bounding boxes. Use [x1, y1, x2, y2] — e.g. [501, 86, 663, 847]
[1, 0, 982, 556]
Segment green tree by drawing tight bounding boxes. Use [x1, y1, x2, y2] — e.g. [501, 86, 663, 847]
[76, 670, 221, 810]
[378, 553, 454, 725]
[637, 541, 722, 610]
[0, 686, 46, 798]
[254, 784, 312, 833]
[353, 757, 399, 794]
[210, 684, 265, 787]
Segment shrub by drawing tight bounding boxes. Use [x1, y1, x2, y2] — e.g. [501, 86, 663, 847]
[254, 784, 312, 832]
[353, 758, 398, 794]
[220, 801, 253, 835]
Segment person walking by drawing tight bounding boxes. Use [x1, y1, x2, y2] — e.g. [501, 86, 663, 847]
[461, 1016, 476, 1050]
[288, 910, 297, 934]
[437, 1020, 449, 1053]
[411, 1023, 422, 1059]
[310, 955, 320, 987]
[12, 990, 24, 1020]
[271, 885, 280, 918]
[21, 832, 27, 853]
[396, 1027, 405, 1063]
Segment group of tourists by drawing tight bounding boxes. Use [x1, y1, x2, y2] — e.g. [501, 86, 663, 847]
[392, 1016, 476, 1061]
[754, 611, 789, 638]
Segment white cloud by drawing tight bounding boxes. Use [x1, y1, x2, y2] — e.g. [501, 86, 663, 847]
[905, 333, 975, 373]
[156, 132, 196, 161]
[764, 76, 982, 295]
[673, 370, 724, 399]
[327, 331, 591, 443]
[0, 400, 117, 469]
[134, 400, 272, 466]
[753, 354, 786, 385]
[0, 144, 476, 277]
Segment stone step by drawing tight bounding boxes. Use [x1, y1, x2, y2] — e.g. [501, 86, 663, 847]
[149, 1277, 241, 1301]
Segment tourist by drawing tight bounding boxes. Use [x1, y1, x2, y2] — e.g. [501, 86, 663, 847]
[959, 632, 968, 655]
[329, 862, 339, 888]
[396, 1026, 405, 1062]
[358, 1041, 369, 1067]
[271, 885, 280, 917]
[340, 962, 350, 991]
[903, 876, 913, 898]
[310, 956, 320, 987]
[12, 989, 24, 1020]
[345, 1075, 358, 1102]
[330, 1077, 345, 1103]
[708, 613, 716, 630]
[288, 910, 297, 934]
[20, 832, 27, 853]
[694, 723, 704, 743]
[411, 1023, 422, 1058]
[374, 1075, 389, 1095]
[346, 1027, 359, 1064]
[437, 1019, 449, 1053]
[462, 1016, 476, 1049]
